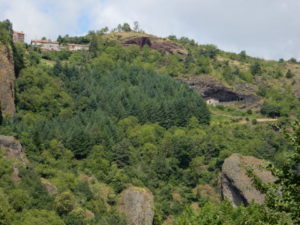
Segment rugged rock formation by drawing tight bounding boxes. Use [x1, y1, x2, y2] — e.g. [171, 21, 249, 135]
[84, 209, 95, 219]
[0, 44, 16, 117]
[124, 37, 152, 48]
[0, 135, 27, 165]
[118, 186, 154, 225]
[180, 76, 259, 106]
[221, 153, 276, 207]
[123, 36, 187, 56]
[41, 178, 58, 195]
[0, 135, 28, 183]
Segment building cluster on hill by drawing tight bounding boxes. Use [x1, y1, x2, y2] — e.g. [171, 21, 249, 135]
[12, 31, 89, 51]
[31, 40, 89, 51]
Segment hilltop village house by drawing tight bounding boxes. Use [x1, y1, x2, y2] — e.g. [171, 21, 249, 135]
[206, 98, 219, 106]
[31, 40, 89, 51]
[31, 40, 60, 51]
[13, 31, 25, 43]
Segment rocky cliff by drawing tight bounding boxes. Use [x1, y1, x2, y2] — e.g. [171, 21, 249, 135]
[0, 135, 28, 183]
[123, 36, 187, 56]
[221, 153, 276, 207]
[0, 43, 16, 117]
[180, 76, 259, 106]
[117, 186, 154, 225]
[0, 135, 27, 164]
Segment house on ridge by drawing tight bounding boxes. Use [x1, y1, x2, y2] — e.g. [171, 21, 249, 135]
[31, 40, 89, 51]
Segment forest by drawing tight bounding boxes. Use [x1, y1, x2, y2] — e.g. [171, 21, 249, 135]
[0, 20, 299, 225]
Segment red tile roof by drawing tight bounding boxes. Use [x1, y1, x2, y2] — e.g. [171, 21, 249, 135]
[13, 31, 24, 34]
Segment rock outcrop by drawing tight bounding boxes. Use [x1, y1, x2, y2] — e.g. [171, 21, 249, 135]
[221, 153, 276, 207]
[117, 186, 154, 225]
[180, 76, 259, 106]
[123, 36, 187, 56]
[124, 37, 152, 48]
[84, 209, 95, 219]
[0, 135, 28, 183]
[41, 178, 58, 195]
[0, 44, 16, 117]
[0, 135, 27, 165]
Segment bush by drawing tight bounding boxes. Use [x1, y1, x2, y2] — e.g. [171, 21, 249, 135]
[15, 209, 65, 225]
[250, 62, 262, 75]
[251, 119, 257, 125]
[54, 192, 75, 216]
[260, 102, 281, 118]
[285, 69, 294, 79]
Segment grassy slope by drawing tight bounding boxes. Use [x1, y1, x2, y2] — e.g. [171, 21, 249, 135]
[95, 32, 300, 124]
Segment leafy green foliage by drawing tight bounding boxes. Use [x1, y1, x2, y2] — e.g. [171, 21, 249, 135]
[0, 188, 14, 225]
[14, 209, 65, 225]
[16, 65, 73, 117]
[265, 123, 300, 223]
[54, 192, 75, 216]
[261, 102, 281, 118]
[0, 20, 299, 224]
[175, 202, 293, 225]
[250, 61, 262, 75]
[285, 69, 294, 78]
[0, 20, 12, 45]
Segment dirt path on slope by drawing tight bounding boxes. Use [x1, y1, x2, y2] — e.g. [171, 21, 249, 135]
[255, 118, 278, 123]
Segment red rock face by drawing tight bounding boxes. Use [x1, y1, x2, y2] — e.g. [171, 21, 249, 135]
[124, 37, 152, 48]
[123, 36, 187, 56]
[0, 44, 16, 117]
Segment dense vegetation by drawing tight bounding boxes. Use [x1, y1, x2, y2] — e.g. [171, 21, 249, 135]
[0, 21, 299, 224]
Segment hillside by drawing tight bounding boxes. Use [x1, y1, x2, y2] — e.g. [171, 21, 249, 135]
[103, 31, 300, 124]
[0, 21, 299, 225]
[53, 29, 300, 126]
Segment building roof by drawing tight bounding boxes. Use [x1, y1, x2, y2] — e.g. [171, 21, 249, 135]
[13, 31, 24, 34]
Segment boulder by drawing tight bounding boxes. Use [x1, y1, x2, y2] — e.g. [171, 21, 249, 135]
[118, 186, 154, 225]
[0, 135, 27, 165]
[0, 44, 16, 117]
[84, 209, 95, 219]
[40, 178, 58, 195]
[0, 135, 28, 183]
[221, 153, 276, 207]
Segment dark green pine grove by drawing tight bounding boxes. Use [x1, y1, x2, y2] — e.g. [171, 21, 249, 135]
[0, 21, 299, 225]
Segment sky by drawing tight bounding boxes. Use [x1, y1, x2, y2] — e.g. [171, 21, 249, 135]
[1, 0, 300, 60]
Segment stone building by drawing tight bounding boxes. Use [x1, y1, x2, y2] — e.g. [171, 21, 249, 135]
[13, 31, 25, 43]
[67, 43, 89, 51]
[31, 40, 60, 51]
[206, 98, 219, 106]
[31, 40, 89, 52]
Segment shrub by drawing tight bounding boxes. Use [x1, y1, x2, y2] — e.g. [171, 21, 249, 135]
[260, 102, 281, 118]
[285, 69, 294, 79]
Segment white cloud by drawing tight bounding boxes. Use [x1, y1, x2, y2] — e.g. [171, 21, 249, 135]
[1, 0, 300, 60]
